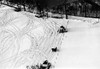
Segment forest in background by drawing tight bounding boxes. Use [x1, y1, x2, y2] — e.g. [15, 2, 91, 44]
[0, 0, 100, 18]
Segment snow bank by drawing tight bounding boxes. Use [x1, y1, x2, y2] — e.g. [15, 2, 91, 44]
[68, 16, 100, 24]
[0, 5, 13, 10]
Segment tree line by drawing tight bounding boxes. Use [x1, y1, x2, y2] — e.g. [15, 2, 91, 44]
[0, 0, 69, 18]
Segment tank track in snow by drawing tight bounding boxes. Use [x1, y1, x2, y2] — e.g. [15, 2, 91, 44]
[0, 10, 68, 69]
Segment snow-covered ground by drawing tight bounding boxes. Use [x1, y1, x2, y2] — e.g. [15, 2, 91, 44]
[0, 5, 100, 69]
[68, 15, 100, 24]
[0, 6, 66, 69]
[54, 19, 100, 69]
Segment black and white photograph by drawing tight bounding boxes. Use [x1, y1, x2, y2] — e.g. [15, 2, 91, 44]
[0, 0, 100, 69]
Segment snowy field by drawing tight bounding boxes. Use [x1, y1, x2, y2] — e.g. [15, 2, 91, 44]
[54, 18, 100, 69]
[0, 5, 100, 69]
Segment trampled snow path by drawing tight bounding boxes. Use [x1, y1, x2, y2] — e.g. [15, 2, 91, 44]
[54, 20, 100, 69]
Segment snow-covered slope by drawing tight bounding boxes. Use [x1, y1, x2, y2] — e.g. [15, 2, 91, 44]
[0, 5, 100, 69]
[0, 7, 67, 69]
